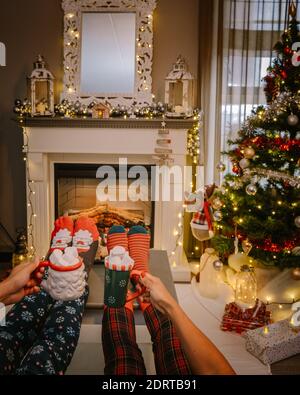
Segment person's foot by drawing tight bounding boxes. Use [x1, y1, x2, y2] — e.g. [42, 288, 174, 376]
[48, 216, 74, 254]
[127, 226, 150, 274]
[127, 226, 151, 312]
[72, 216, 99, 253]
[106, 225, 128, 253]
[72, 217, 99, 274]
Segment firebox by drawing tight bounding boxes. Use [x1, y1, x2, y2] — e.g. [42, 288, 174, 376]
[54, 163, 155, 261]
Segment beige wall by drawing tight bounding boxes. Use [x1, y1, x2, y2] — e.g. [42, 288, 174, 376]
[0, 0, 199, 237]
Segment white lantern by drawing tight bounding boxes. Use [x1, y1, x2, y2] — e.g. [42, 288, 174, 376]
[165, 55, 194, 116]
[28, 55, 54, 116]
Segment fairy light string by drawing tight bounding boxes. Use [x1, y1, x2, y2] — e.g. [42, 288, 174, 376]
[22, 123, 36, 257]
[168, 112, 203, 262]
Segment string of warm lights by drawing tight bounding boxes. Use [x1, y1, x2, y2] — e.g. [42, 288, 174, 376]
[168, 114, 203, 262]
[21, 123, 36, 258]
[266, 300, 300, 310]
[169, 211, 185, 267]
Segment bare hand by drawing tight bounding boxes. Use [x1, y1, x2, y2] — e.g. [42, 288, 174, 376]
[1, 259, 44, 305]
[139, 273, 176, 315]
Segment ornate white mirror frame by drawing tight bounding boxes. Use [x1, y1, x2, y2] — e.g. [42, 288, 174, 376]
[61, 0, 157, 106]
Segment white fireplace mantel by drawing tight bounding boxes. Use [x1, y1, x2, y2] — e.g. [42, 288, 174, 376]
[21, 117, 196, 281]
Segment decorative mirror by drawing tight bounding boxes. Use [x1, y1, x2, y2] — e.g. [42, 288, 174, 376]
[61, 0, 156, 106]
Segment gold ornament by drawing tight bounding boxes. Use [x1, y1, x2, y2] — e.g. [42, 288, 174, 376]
[244, 147, 255, 159]
[291, 267, 300, 280]
[211, 197, 223, 210]
[242, 239, 253, 256]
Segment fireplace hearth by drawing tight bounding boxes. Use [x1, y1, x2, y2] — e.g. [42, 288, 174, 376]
[54, 163, 155, 259]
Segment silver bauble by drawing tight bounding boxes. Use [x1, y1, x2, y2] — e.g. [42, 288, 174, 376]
[216, 162, 226, 172]
[244, 147, 255, 159]
[213, 210, 223, 222]
[246, 184, 257, 196]
[295, 216, 300, 228]
[239, 158, 250, 169]
[213, 259, 223, 271]
[287, 114, 299, 126]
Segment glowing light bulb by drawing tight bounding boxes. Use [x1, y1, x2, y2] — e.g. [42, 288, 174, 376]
[263, 326, 269, 335]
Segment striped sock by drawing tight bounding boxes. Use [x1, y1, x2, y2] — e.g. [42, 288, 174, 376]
[106, 225, 128, 254]
[128, 225, 150, 274]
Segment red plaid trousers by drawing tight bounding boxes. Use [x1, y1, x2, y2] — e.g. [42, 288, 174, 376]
[102, 305, 191, 375]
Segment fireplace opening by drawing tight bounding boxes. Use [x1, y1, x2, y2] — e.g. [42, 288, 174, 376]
[54, 163, 155, 262]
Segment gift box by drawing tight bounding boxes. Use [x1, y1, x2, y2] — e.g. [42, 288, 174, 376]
[221, 299, 271, 334]
[244, 319, 300, 365]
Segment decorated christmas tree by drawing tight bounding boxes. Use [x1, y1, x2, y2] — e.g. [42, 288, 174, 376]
[211, 3, 300, 268]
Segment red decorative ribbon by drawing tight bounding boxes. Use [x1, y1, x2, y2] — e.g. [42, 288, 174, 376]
[203, 200, 213, 231]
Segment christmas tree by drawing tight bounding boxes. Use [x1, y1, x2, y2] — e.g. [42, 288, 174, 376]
[211, 2, 300, 268]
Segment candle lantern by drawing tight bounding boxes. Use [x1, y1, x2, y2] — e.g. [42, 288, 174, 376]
[235, 265, 257, 308]
[28, 55, 54, 116]
[165, 55, 194, 117]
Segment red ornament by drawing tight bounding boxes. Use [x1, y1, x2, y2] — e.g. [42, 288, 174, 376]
[232, 165, 240, 174]
[279, 143, 290, 151]
[280, 70, 287, 79]
[284, 47, 292, 55]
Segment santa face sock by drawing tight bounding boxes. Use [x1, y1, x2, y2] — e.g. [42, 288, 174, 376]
[73, 217, 99, 274]
[48, 216, 74, 255]
[106, 225, 128, 253]
[73, 217, 99, 252]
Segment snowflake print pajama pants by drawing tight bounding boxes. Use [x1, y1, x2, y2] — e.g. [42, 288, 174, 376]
[0, 288, 88, 375]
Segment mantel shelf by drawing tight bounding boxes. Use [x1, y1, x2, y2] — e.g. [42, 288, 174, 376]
[17, 117, 195, 129]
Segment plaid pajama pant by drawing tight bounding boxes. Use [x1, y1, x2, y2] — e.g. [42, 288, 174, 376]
[0, 288, 88, 375]
[102, 305, 191, 375]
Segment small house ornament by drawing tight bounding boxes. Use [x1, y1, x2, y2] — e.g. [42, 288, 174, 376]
[28, 55, 54, 116]
[165, 55, 194, 117]
[91, 102, 111, 119]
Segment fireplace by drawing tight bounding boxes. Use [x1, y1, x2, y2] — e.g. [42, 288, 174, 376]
[22, 117, 195, 281]
[54, 163, 155, 260]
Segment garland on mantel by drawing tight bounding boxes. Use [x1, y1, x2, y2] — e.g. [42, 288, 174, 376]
[14, 98, 200, 120]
